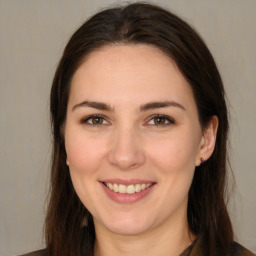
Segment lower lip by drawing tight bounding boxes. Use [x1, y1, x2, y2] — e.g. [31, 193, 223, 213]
[100, 182, 155, 204]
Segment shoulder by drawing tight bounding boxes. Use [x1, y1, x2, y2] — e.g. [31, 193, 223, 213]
[231, 242, 255, 256]
[189, 236, 255, 256]
[18, 248, 47, 256]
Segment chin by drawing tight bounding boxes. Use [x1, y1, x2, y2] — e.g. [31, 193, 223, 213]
[107, 223, 149, 236]
[100, 213, 155, 236]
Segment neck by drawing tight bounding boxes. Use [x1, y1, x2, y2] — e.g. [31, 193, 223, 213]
[93, 215, 194, 256]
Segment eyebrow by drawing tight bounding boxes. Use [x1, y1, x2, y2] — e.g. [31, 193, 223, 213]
[140, 101, 186, 111]
[72, 101, 113, 112]
[72, 100, 186, 112]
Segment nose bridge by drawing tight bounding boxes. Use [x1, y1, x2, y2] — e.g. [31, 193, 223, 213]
[108, 124, 145, 170]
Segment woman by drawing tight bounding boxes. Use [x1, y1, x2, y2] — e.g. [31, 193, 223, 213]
[21, 2, 255, 256]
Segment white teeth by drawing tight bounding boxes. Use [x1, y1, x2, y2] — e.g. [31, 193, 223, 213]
[119, 184, 126, 194]
[113, 183, 118, 192]
[127, 185, 135, 194]
[135, 184, 141, 192]
[105, 182, 152, 194]
[107, 183, 113, 190]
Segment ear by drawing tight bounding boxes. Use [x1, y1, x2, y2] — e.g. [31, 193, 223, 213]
[195, 115, 219, 166]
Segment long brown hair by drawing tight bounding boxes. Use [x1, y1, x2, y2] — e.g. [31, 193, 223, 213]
[46, 3, 233, 256]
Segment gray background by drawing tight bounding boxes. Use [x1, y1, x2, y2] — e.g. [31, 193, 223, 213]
[0, 0, 255, 255]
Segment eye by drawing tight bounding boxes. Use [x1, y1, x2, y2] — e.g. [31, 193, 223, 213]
[147, 115, 175, 127]
[81, 115, 109, 125]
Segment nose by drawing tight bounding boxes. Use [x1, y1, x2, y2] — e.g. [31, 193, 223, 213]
[107, 127, 146, 170]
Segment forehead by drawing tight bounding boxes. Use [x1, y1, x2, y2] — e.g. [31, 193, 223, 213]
[69, 44, 196, 111]
[77, 43, 175, 78]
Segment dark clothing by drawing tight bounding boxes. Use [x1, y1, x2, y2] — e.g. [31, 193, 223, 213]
[180, 236, 255, 256]
[19, 238, 255, 256]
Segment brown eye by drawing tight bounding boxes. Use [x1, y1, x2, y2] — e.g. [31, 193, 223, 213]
[147, 115, 175, 126]
[82, 115, 108, 125]
[91, 117, 104, 124]
[154, 117, 166, 125]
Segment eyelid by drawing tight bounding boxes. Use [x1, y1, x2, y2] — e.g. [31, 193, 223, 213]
[81, 114, 110, 125]
[146, 114, 175, 126]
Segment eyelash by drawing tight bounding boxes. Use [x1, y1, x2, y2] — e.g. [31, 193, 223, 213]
[81, 114, 109, 126]
[80, 114, 175, 127]
[146, 114, 175, 127]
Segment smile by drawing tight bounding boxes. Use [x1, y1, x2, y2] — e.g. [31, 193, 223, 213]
[103, 182, 153, 194]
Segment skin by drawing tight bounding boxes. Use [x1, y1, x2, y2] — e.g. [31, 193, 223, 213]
[64, 44, 218, 256]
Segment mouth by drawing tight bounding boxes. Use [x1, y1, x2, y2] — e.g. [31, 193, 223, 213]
[100, 180, 156, 204]
[103, 182, 153, 194]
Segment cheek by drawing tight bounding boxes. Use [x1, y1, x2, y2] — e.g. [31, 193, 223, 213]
[65, 132, 107, 173]
[147, 132, 199, 174]
[65, 133, 107, 213]
[147, 134, 199, 212]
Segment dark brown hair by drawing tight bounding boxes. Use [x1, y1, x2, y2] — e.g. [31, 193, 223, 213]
[46, 2, 233, 256]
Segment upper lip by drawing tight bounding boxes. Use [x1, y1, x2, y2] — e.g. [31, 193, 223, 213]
[100, 179, 156, 185]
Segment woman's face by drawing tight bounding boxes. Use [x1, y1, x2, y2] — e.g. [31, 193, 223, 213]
[65, 44, 207, 236]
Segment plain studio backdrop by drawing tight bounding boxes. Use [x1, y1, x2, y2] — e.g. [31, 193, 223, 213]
[0, 0, 255, 255]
